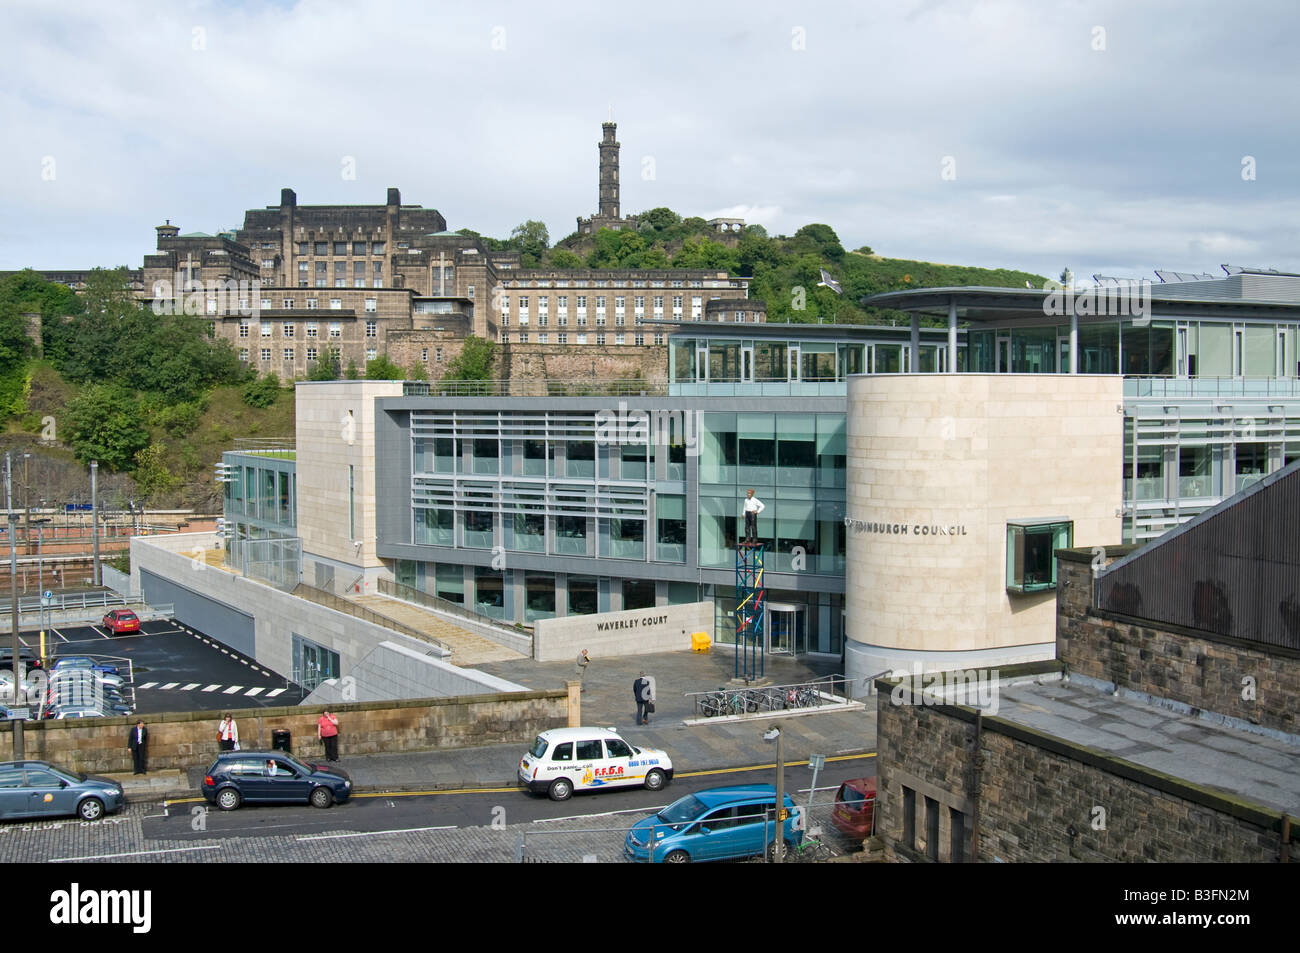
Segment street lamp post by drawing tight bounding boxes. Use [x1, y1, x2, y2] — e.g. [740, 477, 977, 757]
[764, 725, 785, 863]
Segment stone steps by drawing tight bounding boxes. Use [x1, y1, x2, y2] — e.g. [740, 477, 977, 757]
[349, 594, 525, 665]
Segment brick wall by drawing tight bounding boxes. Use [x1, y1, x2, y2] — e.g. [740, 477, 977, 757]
[500, 343, 666, 387]
[1057, 552, 1300, 735]
[0, 690, 570, 776]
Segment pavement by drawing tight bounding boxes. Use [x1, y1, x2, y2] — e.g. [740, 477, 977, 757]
[105, 647, 878, 800]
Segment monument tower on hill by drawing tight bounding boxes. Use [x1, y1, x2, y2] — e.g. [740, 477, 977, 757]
[577, 121, 639, 235]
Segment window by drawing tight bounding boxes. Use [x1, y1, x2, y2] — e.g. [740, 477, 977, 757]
[575, 740, 603, 761]
[552, 742, 573, 762]
[261, 298, 272, 311]
[306, 298, 318, 310]
[306, 347, 317, 361]
[365, 298, 377, 312]
[282, 298, 294, 309]
[366, 347, 377, 361]
[314, 242, 328, 256]
[333, 242, 348, 256]
[539, 332, 548, 343]
[467, 284, 475, 299]
[558, 333, 567, 345]
[372, 242, 385, 255]
[576, 333, 587, 345]
[330, 299, 342, 310]
[353, 241, 367, 256]
[654, 333, 664, 345]
[239, 348, 248, 362]
[260, 323, 272, 337]
[306, 321, 318, 337]
[365, 320, 377, 338]
[298, 243, 310, 256]
[283, 348, 294, 361]
[261, 259, 274, 268]
[1006, 520, 1073, 594]
[260, 348, 272, 362]
[518, 332, 528, 343]
[238, 323, 249, 338]
[605, 738, 633, 759]
[329, 322, 342, 338]
[282, 323, 294, 337]
[436, 347, 443, 362]
[615, 332, 625, 345]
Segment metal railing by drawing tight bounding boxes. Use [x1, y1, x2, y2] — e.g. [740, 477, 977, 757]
[1124, 376, 1300, 398]
[378, 578, 523, 638]
[685, 675, 854, 718]
[403, 378, 668, 398]
[290, 583, 448, 652]
[229, 438, 295, 460]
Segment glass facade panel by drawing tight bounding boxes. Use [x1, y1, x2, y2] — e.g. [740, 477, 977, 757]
[474, 566, 505, 618]
[567, 575, 597, 615]
[776, 414, 815, 487]
[1197, 324, 1231, 377]
[801, 344, 836, 381]
[875, 344, 902, 373]
[522, 440, 547, 476]
[623, 578, 656, 610]
[416, 508, 453, 545]
[463, 510, 494, 548]
[1245, 326, 1275, 377]
[700, 413, 737, 485]
[1077, 321, 1119, 374]
[656, 494, 686, 562]
[511, 511, 545, 552]
[525, 573, 556, 622]
[555, 515, 588, 556]
[436, 563, 464, 603]
[567, 442, 595, 478]
[608, 518, 645, 559]
[755, 342, 788, 381]
[667, 582, 699, 605]
[1011, 327, 1057, 373]
[670, 339, 695, 382]
[708, 342, 742, 381]
[1006, 520, 1073, 593]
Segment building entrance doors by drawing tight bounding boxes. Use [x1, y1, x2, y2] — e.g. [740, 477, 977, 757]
[768, 603, 805, 655]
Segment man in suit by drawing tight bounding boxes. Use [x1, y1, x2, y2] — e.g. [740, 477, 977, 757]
[127, 721, 148, 775]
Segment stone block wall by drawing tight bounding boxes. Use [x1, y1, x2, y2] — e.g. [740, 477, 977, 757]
[0, 690, 569, 776]
[1057, 551, 1300, 735]
[874, 680, 1296, 863]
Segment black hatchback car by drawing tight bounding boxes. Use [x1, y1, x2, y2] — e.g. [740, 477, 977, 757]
[201, 751, 352, 811]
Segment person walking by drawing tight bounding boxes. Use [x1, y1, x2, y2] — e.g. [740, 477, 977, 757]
[127, 720, 148, 775]
[633, 672, 655, 725]
[575, 649, 590, 692]
[743, 489, 765, 545]
[217, 713, 239, 751]
[318, 710, 340, 762]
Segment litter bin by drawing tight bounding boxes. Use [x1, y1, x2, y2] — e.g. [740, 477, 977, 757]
[271, 729, 291, 753]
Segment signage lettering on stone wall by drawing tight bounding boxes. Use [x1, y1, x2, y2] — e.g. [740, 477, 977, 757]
[595, 613, 669, 632]
[844, 517, 968, 538]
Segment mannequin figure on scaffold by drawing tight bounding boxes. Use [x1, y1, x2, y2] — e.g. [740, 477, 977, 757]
[742, 488, 765, 546]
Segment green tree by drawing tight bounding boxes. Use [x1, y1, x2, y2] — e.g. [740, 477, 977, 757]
[65, 384, 150, 472]
[307, 347, 340, 381]
[240, 372, 281, 408]
[548, 248, 582, 268]
[443, 335, 496, 381]
[132, 442, 177, 497]
[638, 207, 681, 232]
[509, 220, 550, 268]
[344, 360, 360, 380]
[366, 354, 405, 379]
[793, 223, 845, 261]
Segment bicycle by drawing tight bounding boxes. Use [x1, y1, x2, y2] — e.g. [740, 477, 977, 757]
[783, 834, 836, 862]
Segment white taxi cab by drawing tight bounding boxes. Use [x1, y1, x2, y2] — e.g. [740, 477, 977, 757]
[518, 726, 673, 801]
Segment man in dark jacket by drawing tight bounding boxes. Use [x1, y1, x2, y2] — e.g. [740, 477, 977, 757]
[633, 673, 654, 725]
[127, 721, 148, 775]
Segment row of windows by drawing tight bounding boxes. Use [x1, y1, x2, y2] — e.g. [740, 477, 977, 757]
[296, 279, 385, 288]
[238, 347, 378, 362]
[296, 242, 386, 256]
[501, 295, 694, 311]
[502, 278, 719, 289]
[238, 322, 347, 338]
[499, 332, 663, 345]
[298, 261, 385, 275]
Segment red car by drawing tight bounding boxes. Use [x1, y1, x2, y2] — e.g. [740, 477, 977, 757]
[102, 609, 141, 635]
[830, 777, 877, 840]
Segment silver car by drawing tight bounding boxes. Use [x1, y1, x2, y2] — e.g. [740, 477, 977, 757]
[0, 761, 126, 821]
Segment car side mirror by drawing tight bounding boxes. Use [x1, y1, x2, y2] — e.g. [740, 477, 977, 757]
[59, 780, 68, 788]
[698, 826, 710, 835]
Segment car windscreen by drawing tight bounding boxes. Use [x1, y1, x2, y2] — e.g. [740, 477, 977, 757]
[837, 784, 865, 808]
[528, 736, 548, 759]
[282, 754, 313, 774]
[657, 794, 707, 826]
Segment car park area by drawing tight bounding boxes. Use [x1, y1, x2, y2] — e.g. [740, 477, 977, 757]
[5, 616, 306, 716]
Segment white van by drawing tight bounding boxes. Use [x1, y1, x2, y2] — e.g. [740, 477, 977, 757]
[519, 726, 673, 801]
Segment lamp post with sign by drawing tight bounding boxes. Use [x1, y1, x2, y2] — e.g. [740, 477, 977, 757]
[763, 726, 784, 862]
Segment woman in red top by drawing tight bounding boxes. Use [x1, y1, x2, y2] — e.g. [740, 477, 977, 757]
[317, 710, 340, 762]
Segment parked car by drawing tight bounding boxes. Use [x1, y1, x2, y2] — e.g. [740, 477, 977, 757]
[51, 657, 120, 678]
[624, 785, 803, 863]
[48, 708, 106, 720]
[201, 751, 352, 811]
[518, 726, 672, 802]
[0, 760, 126, 821]
[0, 647, 42, 673]
[830, 777, 877, 840]
[101, 609, 141, 635]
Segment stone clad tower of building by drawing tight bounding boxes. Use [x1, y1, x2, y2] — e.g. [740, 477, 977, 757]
[598, 121, 620, 220]
[578, 121, 638, 235]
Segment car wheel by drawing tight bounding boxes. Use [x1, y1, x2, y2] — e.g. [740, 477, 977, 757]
[643, 768, 666, 792]
[216, 788, 242, 811]
[77, 797, 104, 821]
[309, 786, 334, 809]
[765, 839, 794, 863]
[547, 778, 573, 802]
[662, 850, 690, 864]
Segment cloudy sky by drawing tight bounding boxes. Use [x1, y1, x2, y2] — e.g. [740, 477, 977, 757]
[3, 0, 1297, 282]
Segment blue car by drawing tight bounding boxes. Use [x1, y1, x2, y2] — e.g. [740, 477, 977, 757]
[625, 784, 803, 863]
[0, 760, 127, 821]
[201, 751, 352, 810]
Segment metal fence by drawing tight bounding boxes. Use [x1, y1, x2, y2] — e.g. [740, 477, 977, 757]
[684, 675, 858, 719]
[403, 378, 668, 398]
[515, 799, 861, 863]
[227, 537, 301, 591]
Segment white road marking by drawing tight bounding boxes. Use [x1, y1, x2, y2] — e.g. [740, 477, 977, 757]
[202, 684, 221, 692]
[244, 687, 263, 696]
[220, 648, 229, 655]
[51, 844, 221, 862]
[221, 685, 244, 694]
[180, 683, 200, 691]
[138, 682, 158, 690]
[265, 688, 285, 698]
[239, 659, 249, 665]
[160, 682, 179, 690]
[296, 825, 457, 841]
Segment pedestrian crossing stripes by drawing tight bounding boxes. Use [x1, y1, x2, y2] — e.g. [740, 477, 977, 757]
[140, 681, 280, 698]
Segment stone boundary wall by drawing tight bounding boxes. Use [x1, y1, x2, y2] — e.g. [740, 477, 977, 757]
[874, 674, 1296, 863]
[0, 689, 572, 776]
[533, 601, 711, 662]
[1057, 551, 1300, 735]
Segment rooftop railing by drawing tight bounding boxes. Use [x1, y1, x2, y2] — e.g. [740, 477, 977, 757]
[403, 379, 667, 397]
[1124, 376, 1300, 398]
